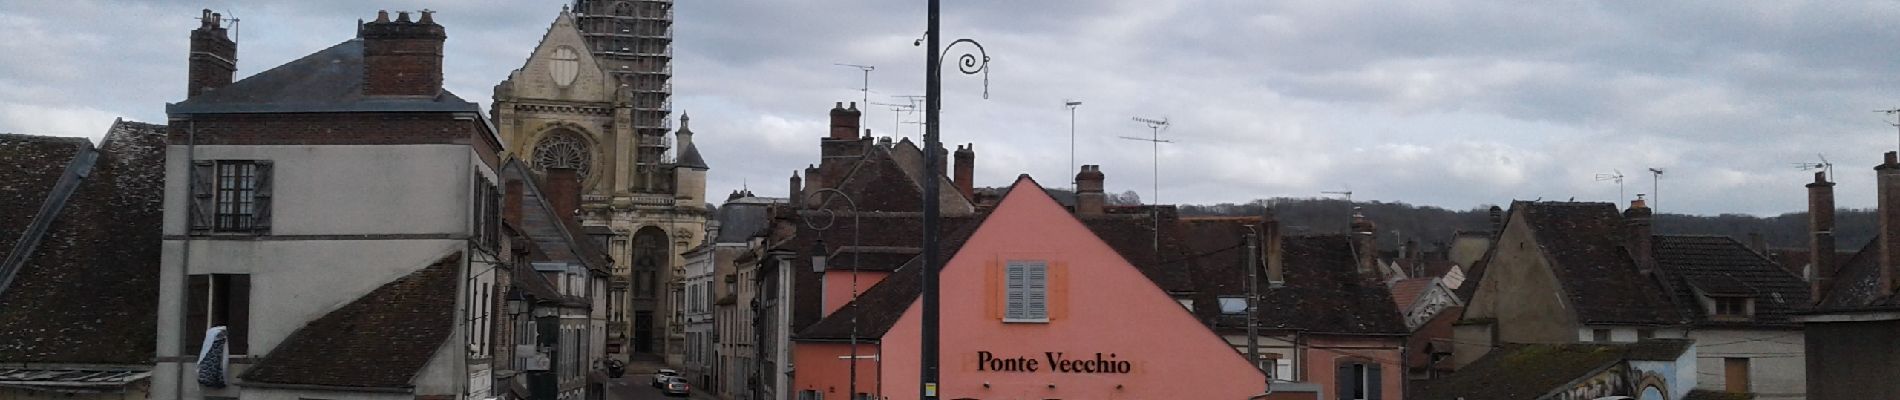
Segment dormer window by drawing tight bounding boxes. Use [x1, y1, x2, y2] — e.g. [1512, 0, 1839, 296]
[1711, 296, 1753, 318]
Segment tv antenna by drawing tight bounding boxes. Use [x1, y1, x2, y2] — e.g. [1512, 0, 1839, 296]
[1123, 116, 1172, 252]
[1793, 153, 1834, 181]
[1595, 169, 1625, 201]
[1879, 108, 1900, 151]
[868, 100, 917, 141]
[1323, 189, 1354, 230]
[1065, 100, 1083, 194]
[835, 63, 875, 126]
[1647, 168, 1665, 212]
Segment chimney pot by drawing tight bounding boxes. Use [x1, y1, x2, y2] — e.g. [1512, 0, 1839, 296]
[1076, 164, 1106, 215]
[954, 144, 976, 200]
[376, 10, 390, 22]
[361, 10, 447, 97]
[1625, 198, 1656, 276]
[187, 8, 238, 99]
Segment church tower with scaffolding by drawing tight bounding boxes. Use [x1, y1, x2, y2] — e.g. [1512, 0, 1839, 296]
[491, 0, 705, 364]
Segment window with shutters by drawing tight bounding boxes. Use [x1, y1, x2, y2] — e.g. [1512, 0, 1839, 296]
[191, 160, 272, 234]
[473, 178, 500, 250]
[1004, 260, 1048, 323]
[185, 274, 251, 355]
[1336, 360, 1381, 400]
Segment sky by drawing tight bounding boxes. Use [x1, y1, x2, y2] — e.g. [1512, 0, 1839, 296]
[6, 1, 1900, 216]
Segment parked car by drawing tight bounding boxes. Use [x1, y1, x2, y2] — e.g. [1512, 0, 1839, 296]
[661, 376, 692, 397]
[651, 369, 679, 388]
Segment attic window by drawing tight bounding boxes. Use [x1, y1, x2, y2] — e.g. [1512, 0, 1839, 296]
[1712, 296, 1752, 318]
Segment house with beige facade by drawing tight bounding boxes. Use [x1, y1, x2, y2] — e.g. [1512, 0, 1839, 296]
[1454, 199, 1810, 399]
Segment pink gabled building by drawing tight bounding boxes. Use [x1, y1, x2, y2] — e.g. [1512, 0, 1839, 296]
[791, 176, 1270, 400]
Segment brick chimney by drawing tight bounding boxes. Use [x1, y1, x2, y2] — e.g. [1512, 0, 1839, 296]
[829, 102, 860, 140]
[1808, 170, 1837, 303]
[545, 167, 582, 225]
[954, 144, 975, 199]
[1625, 196, 1655, 276]
[1263, 208, 1285, 286]
[789, 170, 803, 201]
[504, 180, 524, 226]
[818, 102, 867, 190]
[1878, 151, 1900, 296]
[1075, 165, 1106, 215]
[1352, 211, 1378, 275]
[188, 9, 237, 99]
[1488, 205, 1504, 234]
[361, 10, 446, 97]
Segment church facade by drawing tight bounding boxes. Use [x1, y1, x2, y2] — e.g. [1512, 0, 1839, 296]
[491, 1, 705, 362]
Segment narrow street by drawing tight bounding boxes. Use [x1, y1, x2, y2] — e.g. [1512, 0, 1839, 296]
[604, 373, 716, 400]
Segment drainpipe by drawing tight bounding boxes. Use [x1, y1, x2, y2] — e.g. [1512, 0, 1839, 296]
[174, 119, 197, 400]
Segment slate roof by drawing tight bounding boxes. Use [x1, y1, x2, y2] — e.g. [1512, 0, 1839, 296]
[1411, 340, 1692, 400]
[0, 121, 166, 365]
[1654, 235, 1810, 325]
[502, 160, 611, 274]
[713, 200, 774, 244]
[1518, 202, 1684, 325]
[167, 39, 477, 115]
[676, 142, 708, 169]
[242, 252, 462, 389]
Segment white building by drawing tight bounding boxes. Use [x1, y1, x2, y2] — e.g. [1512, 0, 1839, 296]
[153, 11, 508, 400]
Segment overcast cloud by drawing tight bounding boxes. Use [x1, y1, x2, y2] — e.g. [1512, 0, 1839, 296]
[6, 1, 1900, 216]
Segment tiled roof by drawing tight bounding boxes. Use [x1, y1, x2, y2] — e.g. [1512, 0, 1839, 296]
[1518, 202, 1683, 325]
[1654, 235, 1810, 325]
[242, 253, 462, 389]
[0, 134, 86, 259]
[0, 368, 151, 391]
[791, 215, 986, 340]
[1390, 278, 1435, 311]
[1085, 212, 1197, 293]
[167, 39, 476, 115]
[1177, 216, 1407, 335]
[1246, 235, 1407, 334]
[0, 121, 166, 365]
[1411, 340, 1692, 400]
[1815, 237, 1900, 310]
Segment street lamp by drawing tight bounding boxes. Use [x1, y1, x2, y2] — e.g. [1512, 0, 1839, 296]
[803, 188, 862, 400]
[919, 2, 991, 397]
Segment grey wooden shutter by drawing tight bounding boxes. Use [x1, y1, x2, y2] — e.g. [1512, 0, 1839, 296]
[189, 161, 215, 232]
[1005, 261, 1027, 319]
[1025, 262, 1047, 320]
[250, 161, 272, 233]
[227, 274, 251, 354]
[1367, 363, 1382, 400]
[185, 275, 208, 354]
[1336, 363, 1352, 400]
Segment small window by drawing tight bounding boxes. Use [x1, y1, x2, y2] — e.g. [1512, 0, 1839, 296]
[1592, 329, 1611, 343]
[1219, 296, 1248, 315]
[1176, 297, 1194, 311]
[1713, 297, 1751, 317]
[1004, 260, 1049, 322]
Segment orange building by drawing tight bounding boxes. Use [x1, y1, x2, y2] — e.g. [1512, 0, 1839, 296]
[791, 176, 1270, 400]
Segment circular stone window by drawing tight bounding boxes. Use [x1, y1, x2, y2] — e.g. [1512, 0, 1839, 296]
[533, 131, 592, 179]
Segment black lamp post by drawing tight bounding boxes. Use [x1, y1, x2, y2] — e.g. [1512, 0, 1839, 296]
[919, 1, 989, 397]
[803, 188, 863, 400]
